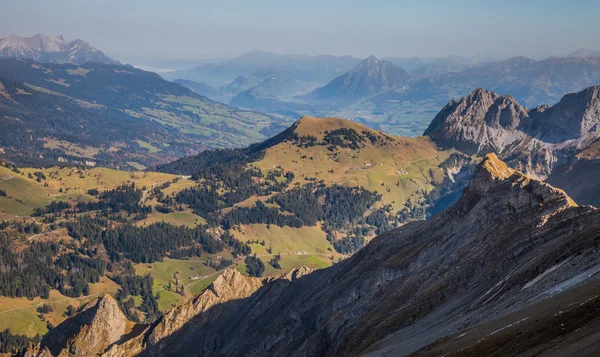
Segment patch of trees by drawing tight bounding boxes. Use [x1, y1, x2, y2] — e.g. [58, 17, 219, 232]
[103, 222, 226, 263]
[323, 128, 365, 150]
[114, 273, 159, 322]
[365, 205, 397, 235]
[269, 183, 381, 229]
[333, 234, 366, 255]
[154, 204, 174, 214]
[0, 329, 40, 355]
[269, 254, 281, 269]
[0, 189, 6, 197]
[206, 258, 234, 271]
[65, 215, 251, 264]
[76, 183, 150, 215]
[218, 201, 305, 229]
[0, 231, 105, 299]
[245, 254, 265, 277]
[175, 164, 293, 216]
[33, 200, 71, 216]
[216, 184, 382, 254]
[155, 148, 255, 175]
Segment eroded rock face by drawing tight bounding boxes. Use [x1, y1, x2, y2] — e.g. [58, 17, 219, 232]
[424, 86, 600, 179]
[33, 295, 128, 357]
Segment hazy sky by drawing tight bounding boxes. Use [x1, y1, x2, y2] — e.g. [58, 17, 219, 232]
[1, 0, 599, 61]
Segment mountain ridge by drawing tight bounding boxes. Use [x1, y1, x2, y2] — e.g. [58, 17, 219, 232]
[0, 34, 119, 65]
[424, 86, 600, 178]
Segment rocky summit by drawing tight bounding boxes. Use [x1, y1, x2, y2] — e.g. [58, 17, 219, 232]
[31, 154, 600, 356]
[424, 86, 600, 178]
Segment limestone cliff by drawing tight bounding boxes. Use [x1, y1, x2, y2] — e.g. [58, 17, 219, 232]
[424, 86, 600, 179]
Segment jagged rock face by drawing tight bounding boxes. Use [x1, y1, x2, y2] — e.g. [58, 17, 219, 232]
[68, 154, 599, 357]
[532, 85, 600, 141]
[36, 295, 128, 357]
[424, 88, 530, 153]
[424, 86, 600, 179]
[40, 267, 313, 357]
[0, 34, 119, 65]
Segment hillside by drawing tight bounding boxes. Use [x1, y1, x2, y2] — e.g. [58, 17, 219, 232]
[424, 86, 600, 179]
[172, 79, 219, 98]
[38, 154, 600, 357]
[158, 115, 449, 212]
[0, 34, 119, 65]
[309, 56, 410, 102]
[155, 116, 456, 265]
[0, 58, 288, 168]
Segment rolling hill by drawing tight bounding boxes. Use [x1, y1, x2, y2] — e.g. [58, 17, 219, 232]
[0, 58, 289, 168]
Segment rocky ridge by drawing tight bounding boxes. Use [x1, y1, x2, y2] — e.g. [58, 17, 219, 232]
[424, 86, 600, 178]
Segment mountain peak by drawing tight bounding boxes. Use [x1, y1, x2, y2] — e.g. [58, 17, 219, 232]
[0, 34, 118, 65]
[310, 55, 409, 101]
[38, 294, 129, 356]
[425, 85, 600, 178]
[467, 153, 516, 195]
[424, 88, 529, 153]
[363, 55, 379, 63]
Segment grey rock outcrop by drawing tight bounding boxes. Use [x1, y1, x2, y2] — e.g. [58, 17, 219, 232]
[424, 86, 600, 178]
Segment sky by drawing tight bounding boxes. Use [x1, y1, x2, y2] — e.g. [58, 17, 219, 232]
[1, 0, 599, 61]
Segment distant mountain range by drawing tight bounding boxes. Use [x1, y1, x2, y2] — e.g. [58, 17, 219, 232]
[162, 50, 362, 89]
[212, 52, 600, 137]
[405, 55, 600, 107]
[0, 34, 119, 65]
[0, 58, 289, 168]
[568, 48, 600, 57]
